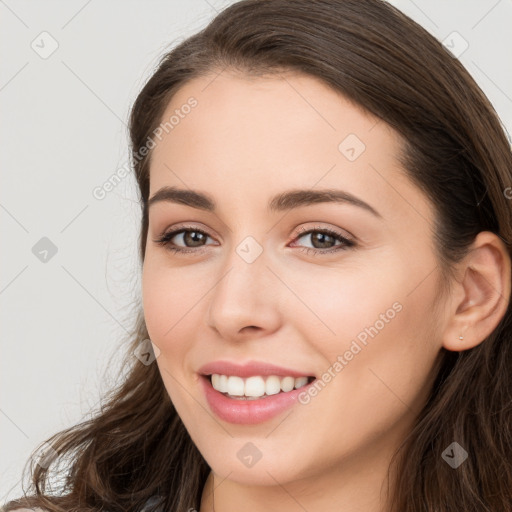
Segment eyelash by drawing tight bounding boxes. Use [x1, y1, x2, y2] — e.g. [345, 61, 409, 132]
[153, 225, 355, 256]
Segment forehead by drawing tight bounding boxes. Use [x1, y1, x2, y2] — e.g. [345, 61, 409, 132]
[148, 70, 432, 225]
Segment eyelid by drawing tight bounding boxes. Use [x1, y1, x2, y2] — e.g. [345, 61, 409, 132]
[153, 224, 217, 252]
[293, 224, 355, 241]
[157, 222, 218, 242]
[154, 223, 356, 254]
[290, 225, 355, 252]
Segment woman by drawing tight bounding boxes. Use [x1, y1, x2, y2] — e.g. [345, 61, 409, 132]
[4, 0, 512, 511]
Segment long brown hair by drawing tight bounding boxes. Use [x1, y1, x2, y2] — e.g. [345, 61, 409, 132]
[4, 1, 512, 511]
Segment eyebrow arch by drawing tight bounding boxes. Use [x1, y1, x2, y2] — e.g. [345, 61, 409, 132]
[147, 186, 382, 218]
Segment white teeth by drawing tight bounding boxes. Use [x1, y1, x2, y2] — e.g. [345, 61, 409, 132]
[227, 376, 244, 396]
[280, 376, 295, 392]
[294, 376, 308, 388]
[210, 374, 312, 398]
[244, 376, 266, 397]
[265, 375, 281, 396]
[218, 374, 228, 393]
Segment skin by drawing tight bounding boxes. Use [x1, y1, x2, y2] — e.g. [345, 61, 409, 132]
[141, 69, 510, 512]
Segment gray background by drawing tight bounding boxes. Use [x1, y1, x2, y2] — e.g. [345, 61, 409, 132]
[1, 0, 511, 501]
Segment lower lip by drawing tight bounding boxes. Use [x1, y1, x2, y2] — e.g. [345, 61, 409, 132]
[200, 375, 315, 425]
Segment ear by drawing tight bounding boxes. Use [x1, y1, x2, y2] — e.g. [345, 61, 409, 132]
[442, 231, 511, 352]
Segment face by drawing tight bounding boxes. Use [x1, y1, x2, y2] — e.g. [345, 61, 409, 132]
[142, 69, 446, 487]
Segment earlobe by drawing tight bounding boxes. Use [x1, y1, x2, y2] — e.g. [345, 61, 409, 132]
[442, 231, 511, 352]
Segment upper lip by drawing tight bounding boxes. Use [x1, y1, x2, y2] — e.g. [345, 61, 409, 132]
[198, 360, 315, 378]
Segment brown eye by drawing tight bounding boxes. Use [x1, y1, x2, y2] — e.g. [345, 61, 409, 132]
[307, 232, 337, 249]
[293, 228, 355, 255]
[179, 230, 208, 247]
[154, 227, 215, 253]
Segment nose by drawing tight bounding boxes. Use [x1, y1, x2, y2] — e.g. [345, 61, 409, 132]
[206, 244, 282, 342]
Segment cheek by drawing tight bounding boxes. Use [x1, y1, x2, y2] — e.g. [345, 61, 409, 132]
[286, 252, 441, 411]
[141, 258, 199, 357]
[141, 259, 204, 413]
[280, 264, 441, 469]
[279, 255, 406, 345]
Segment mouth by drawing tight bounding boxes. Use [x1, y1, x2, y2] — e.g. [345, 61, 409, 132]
[199, 368, 319, 424]
[201, 373, 317, 400]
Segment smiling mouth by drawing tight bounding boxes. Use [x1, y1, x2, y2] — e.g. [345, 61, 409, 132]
[205, 373, 316, 400]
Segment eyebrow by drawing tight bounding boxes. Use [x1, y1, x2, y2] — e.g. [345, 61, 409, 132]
[147, 186, 382, 218]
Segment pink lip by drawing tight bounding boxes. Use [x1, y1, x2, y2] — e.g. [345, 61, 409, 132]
[200, 374, 316, 424]
[197, 360, 314, 379]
